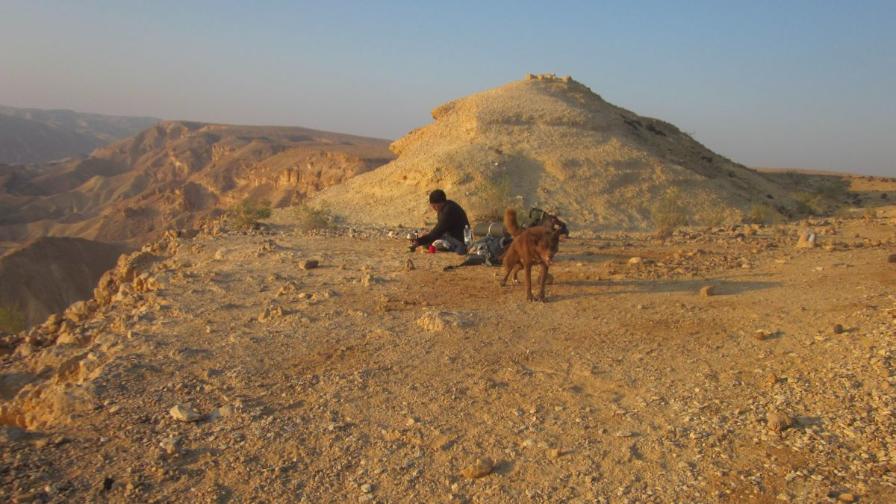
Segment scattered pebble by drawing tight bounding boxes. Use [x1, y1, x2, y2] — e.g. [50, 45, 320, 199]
[754, 330, 772, 341]
[299, 260, 319, 270]
[767, 411, 793, 433]
[160, 436, 182, 455]
[169, 403, 201, 422]
[461, 457, 494, 479]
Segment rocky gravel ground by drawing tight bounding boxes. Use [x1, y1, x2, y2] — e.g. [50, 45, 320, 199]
[1, 209, 895, 503]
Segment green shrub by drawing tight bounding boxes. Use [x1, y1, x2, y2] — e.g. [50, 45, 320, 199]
[0, 305, 25, 334]
[651, 188, 689, 238]
[228, 198, 272, 229]
[291, 204, 333, 231]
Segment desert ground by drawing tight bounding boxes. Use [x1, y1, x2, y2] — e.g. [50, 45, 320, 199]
[1, 176, 895, 503]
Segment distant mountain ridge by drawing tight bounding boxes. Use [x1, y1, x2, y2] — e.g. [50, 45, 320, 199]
[0, 120, 393, 244]
[0, 105, 161, 164]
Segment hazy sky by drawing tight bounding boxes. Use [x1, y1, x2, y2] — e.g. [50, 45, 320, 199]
[1, 1, 893, 175]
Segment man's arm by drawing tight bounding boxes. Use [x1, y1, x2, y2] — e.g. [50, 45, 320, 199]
[414, 215, 449, 247]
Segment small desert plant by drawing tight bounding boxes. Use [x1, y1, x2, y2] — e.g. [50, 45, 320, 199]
[227, 198, 272, 229]
[0, 305, 25, 334]
[744, 203, 783, 225]
[651, 188, 689, 238]
[791, 192, 818, 216]
[291, 204, 333, 231]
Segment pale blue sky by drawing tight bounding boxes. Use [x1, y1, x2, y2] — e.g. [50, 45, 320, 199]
[1, 1, 893, 175]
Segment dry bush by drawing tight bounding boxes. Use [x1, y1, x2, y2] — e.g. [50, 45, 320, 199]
[744, 203, 783, 225]
[291, 204, 334, 231]
[227, 198, 272, 229]
[793, 179, 851, 216]
[0, 305, 25, 334]
[694, 205, 739, 228]
[651, 188, 689, 238]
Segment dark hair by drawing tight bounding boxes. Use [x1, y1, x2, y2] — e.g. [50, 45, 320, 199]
[428, 189, 447, 204]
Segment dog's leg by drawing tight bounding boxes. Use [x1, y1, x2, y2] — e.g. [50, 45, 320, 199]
[538, 263, 548, 302]
[500, 263, 512, 287]
[525, 263, 534, 301]
[511, 263, 520, 285]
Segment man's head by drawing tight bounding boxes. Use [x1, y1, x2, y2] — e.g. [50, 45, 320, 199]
[429, 189, 447, 212]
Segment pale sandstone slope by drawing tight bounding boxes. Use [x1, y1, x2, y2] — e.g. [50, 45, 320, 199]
[313, 74, 797, 230]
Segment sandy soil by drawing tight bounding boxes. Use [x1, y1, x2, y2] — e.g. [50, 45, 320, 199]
[2, 195, 895, 502]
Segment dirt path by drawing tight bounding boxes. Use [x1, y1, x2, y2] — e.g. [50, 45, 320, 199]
[2, 212, 895, 502]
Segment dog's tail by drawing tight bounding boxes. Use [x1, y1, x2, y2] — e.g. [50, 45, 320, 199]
[503, 208, 522, 237]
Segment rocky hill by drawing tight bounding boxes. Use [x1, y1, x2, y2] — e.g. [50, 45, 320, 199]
[0, 121, 392, 328]
[313, 74, 799, 230]
[0, 105, 160, 164]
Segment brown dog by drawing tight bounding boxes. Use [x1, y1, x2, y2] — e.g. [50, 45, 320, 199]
[500, 209, 562, 301]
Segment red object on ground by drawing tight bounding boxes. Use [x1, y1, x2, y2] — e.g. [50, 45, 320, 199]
[427, 245, 437, 254]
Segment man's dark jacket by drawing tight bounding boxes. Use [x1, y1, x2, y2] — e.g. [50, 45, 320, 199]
[414, 200, 470, 246]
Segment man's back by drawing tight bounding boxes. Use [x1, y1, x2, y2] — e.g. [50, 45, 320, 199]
[439, 200, 469, 242]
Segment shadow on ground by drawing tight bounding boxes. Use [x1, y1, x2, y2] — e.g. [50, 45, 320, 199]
[551, 278, 781, 302]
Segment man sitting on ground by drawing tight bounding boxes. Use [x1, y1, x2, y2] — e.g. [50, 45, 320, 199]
[409, 189, 470, 254]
